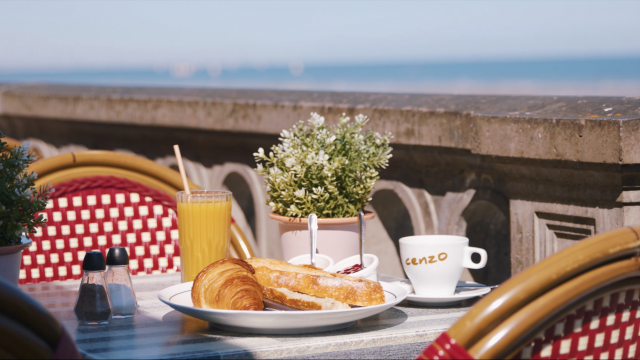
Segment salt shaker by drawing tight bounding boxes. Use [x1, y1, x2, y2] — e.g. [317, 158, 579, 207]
[74, 251, 112, 325]
[105, 247, 137, 318]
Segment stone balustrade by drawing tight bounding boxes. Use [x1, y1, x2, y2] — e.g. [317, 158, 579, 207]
[2, 83, 639, 284]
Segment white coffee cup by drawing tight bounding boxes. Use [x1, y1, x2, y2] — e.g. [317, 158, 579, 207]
[399, 235, 488, 297]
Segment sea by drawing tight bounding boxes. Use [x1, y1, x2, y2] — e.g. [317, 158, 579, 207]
[1, 58, 639, 97]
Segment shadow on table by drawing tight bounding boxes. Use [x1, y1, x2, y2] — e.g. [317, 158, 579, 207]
[73, 311, 250, 359]
[160, 307, 409, 339]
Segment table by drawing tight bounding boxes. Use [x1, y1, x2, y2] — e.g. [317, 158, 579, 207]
[22, 273, 474, 359]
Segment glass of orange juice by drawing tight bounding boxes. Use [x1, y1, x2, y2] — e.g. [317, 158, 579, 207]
[177, 190, 232, 283]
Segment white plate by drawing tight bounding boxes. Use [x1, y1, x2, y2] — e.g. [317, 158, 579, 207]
[158, 281, 407, 334]
[405, 281, 492, 306]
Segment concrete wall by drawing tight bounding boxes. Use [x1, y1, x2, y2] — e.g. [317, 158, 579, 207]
[2, 84, 640, 284]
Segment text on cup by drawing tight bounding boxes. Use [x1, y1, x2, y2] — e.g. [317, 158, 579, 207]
[405, 253, 448, 265]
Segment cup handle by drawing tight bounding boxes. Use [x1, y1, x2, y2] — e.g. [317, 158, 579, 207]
[463, 247, 487, 269]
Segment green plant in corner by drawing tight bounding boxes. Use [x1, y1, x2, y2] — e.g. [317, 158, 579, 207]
[0, 132, 52, 246]
[254, 113, 393, 218]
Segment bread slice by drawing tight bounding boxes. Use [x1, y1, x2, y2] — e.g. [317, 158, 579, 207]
[263, 287, 350, 310]
[246, 257, 385, 307]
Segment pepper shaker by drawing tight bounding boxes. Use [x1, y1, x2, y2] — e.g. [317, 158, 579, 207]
[105, 247, 137, 318]
[74, 251, 112, 325]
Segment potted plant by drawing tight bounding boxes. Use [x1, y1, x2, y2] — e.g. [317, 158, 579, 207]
[254, 113, 392, 262]
[0, 132, 51, 285]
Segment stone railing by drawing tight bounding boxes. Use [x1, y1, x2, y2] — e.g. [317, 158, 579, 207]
[1, 83, 639, 284]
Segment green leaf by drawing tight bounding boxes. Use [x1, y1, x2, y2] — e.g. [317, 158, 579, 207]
[0, 131, 51, 246]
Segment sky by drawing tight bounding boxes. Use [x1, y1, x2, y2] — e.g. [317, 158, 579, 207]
[1, 0, 640, 72]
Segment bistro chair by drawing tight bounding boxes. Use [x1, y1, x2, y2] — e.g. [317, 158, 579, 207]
[0, 277, 81, 359]
[20, 150, 255, 284]
[418, 226, 640, 359]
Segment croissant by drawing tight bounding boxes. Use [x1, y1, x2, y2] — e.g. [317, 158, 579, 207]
[191, 258, 264, 311]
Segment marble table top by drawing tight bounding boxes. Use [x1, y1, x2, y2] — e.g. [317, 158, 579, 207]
[21, 273, 476, 359]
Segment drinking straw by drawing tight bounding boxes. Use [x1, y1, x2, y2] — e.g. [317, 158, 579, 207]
[173, 144, 191, 194]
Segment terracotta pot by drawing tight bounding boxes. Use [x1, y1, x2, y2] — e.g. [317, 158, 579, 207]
[0, 237, 32, 285]
[269, 212, 375, 263]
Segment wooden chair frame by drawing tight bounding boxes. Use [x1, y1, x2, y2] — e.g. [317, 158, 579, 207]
[30, 151, 254, 260]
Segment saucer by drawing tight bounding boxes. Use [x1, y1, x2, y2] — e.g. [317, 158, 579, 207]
[404, 281, 492, 307]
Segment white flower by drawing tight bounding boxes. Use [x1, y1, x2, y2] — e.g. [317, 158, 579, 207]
[281, 129, 290, 138]
[326, 135, 336, 144]
[285, 157, 297, 167]
[355, 114, 368, 125]
[294, 189, 306, 197]
[305, 153, 315, 165]
[281, 140, 292, 152]
[309, 112, 325, 127]
[253, 147, 265, 158]
[269, 167, 282, 175]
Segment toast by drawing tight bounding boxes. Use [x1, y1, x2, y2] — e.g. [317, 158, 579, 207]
[262, 286, 350, 310]
[246, 257, 385, 307]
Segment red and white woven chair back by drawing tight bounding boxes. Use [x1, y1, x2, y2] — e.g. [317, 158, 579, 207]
[20, 176, 181, 284]
[417, 287, 640, 360]
[514, 288, 640, 359]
